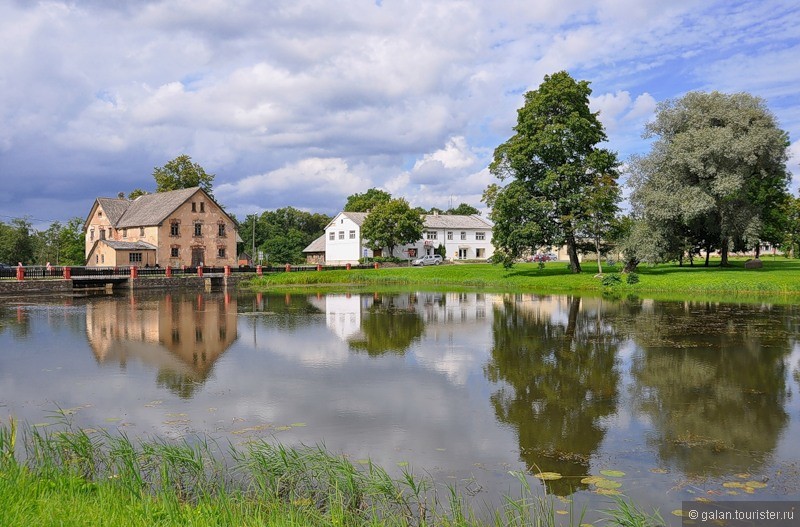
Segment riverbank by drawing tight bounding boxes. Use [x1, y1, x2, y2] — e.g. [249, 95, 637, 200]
[0, 418, 660, 527]
[246, 258, 800, 297]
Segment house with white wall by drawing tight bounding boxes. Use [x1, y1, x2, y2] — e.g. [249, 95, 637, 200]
[306, 211, 494, 265]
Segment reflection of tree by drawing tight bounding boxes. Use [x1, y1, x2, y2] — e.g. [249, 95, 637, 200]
[629, 302, 791, 476]
[349, 295, 425, 356]
[485, 295, 620, 495]
[0, 306, 32, 339]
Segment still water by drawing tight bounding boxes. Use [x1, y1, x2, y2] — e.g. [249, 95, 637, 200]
[1, 290, 799, 516]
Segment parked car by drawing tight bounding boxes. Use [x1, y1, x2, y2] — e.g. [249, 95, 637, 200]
[412, 254, 443, 266]
[531, 252, 558, 262]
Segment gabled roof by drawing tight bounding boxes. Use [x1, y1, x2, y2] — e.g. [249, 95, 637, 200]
[340, 211, 369, 226]
[116, 187, 200, 228]
[303, 234, 326, 253]
[423, 214, 493, 230]
[96, 198, 130, 225]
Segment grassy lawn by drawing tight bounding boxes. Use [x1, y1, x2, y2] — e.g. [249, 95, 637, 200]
[246, 257, 800, 299]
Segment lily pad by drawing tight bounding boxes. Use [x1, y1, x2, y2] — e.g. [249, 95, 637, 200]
[594, 478, 622, 490]
[672, 510, 685, 517]
[600, 470, 626, 478]
[650, 468, 668, 474]
[274, 426, 292, 431]
[735, 473, 751, 479]
[290, 422, 307, 427]
[104, 417, 122, 422]
[595, 488, 622, 496]
[581, 476, 603, 485]
[533, 472, 563, 481]
[745, 481, 767, 489]
[723, 481, 746, 489]
[556, 510, 569, 515]
[397, 461, 409, 467]
[356, 459, 370, 465]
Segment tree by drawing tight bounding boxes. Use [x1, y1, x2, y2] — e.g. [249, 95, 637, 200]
[488, 71, 620, 273]
[0, 218, 35, 264]
[447, 203, 480, 216]
[361, 198, 423, 258]
[128, 188, 149, 200]
[344, 188, 391, 212]
[629, 91, 791, 266]
[153, 154, 215, 197]
[781, 196, 800, 258]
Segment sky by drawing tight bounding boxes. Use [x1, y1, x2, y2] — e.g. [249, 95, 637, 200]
[1, 0, 799, 228]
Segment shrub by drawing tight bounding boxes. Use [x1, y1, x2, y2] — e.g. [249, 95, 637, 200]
[626, 272, 640, 285]
[601, 273, 622, 287]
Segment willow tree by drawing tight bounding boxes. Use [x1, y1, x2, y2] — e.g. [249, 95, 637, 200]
[488, 71, 620, 273]
[629, 91, 791, 266]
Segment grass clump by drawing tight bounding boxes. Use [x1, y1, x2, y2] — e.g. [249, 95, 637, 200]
[0, 417, 663, 526]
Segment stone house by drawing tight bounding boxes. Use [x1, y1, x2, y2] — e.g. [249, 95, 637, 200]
[84, 187, 239, 268]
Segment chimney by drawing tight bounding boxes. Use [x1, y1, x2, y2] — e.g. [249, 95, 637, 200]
[118, 192, 125, 199]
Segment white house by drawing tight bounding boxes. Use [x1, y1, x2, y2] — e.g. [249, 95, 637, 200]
[306, 211, 494, 265]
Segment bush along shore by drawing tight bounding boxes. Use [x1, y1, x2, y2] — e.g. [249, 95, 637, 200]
[246, 258, 800, 298]
[0, 417, 664, 526]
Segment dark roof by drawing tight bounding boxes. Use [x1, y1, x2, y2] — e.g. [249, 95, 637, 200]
[303, 234, 326, 253]
[103, 240, 158, 251]
[96, 198, 130, 225]
[115, 187, 200, 228]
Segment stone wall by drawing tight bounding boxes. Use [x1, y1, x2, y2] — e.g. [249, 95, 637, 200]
[0, 274, 250, 296]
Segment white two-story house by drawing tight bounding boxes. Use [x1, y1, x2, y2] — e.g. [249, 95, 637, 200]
[305, 211, 494, 265]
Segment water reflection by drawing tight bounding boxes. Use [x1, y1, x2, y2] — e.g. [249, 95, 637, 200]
[625, 301, 792, 476]
[485, 295, 621, 495]
[348, 294, 425, 356]
[86, 292, 238, 398]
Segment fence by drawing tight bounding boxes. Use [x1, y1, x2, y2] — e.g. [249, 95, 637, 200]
[0, 262, 380, 281]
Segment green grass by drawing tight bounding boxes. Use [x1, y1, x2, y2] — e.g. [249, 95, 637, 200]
[246, 258, 800, 300]
[0, 417, 658, 527]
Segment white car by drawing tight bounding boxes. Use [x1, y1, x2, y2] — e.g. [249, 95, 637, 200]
[412, 254, 443, 266]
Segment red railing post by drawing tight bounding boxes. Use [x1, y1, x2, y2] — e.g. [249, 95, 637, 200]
[165, 266, 172, 277]
[316, 264, 322, 271]
[285, 264, 291, 272]
[256, 265, 263, 276]
[224, 265, 231, 276]
[346, 263, 351, 270]
[374, 262, 379, 269]
[16, 266, 24, 281]
[131, 266, 138, 279]
[197, 265, 203, 277]
[63, 266, 71, 280]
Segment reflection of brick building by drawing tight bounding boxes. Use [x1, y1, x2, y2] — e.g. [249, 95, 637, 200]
[84, 187, 240, 268]
[86, 293, 238, 397]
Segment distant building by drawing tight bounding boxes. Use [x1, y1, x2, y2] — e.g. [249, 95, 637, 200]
[304, 211, 494, 265]
[84, 187, 239, 268]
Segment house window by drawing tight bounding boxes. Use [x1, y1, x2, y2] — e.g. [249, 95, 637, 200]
[426, 231, 437, 240]
[200, 202, 205, 213]
[339, 231, 344, 240]
[101, 254, 105, 264]
[460, 231, 467, 240]
[99, 229, 106, 240]
[123, 229, 127, 238]
[194, 223, 202, 237]
[139, 227, 145, 236]
[192, 202, 196, 212]
[329, 231, 335, 240]
[476, 232, 485, 241]
[476, 248, 485, 258]
[170, 222, 180, 236]
[349, 230, 356, 239]
[218, 247, 226, 258]
[447, 231, 453, 240]
[218, 223, 226, 237]
[95, 255, 99, 263]
[129, 252, 142, 263]
[98, 211, 102, 217]
[171, 246, 179, 258]
[90, 229, 94, 241]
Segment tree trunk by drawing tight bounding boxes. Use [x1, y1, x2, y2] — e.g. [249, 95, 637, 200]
[594, 235, 602, 274]
[566, 234, 581, 273]
[622, 258, 639, 273]
[705, 243, 711, 267]
[755, 244, 761, 258]
[720, 238, 729, 266]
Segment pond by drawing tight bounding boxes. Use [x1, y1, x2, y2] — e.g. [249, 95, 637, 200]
[1, 289, 799, 520]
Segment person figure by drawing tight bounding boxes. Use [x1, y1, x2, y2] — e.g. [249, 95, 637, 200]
[46, 262, 52, 276]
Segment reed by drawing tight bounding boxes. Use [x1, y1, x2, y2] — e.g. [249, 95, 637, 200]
[0, 418, 658, 526]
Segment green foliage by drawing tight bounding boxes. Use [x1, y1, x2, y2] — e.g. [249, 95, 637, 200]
[629, 91, 791, 266]
[601, 274, 622, 287]
[488, 71, 620, 274]
[239, 207, 331, 265]
[348, 296, 425, 355]
[127, 188, 149, 200]
[781, 195, 800, 258]
[0, 218, 35, 265]
[447, 203, 480, 216]
[32, 217, 85, 266]
[361, 198, 424, 258]
[152, 155, 215, 197]
[625, 272, 640, 285]
[344, 188, 391, 212]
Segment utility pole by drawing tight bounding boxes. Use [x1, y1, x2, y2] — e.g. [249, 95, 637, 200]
[252, 214, 256, 265]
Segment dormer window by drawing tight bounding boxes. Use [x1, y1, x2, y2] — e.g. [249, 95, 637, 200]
[98, 211, 103, 217]
[200, 202, 205, 213]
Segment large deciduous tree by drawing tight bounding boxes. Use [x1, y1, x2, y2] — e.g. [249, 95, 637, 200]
[629, 91, 791, 266]
[488, 71, 620, 273]
[153, 154, 215, 197]
[344, 188, 391, 212]
[361, 198, 423, 258]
